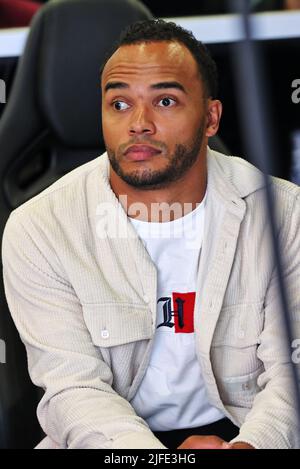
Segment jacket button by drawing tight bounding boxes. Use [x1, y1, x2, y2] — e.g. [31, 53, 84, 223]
[143, 294, 150, 303]
[101, 329, 109, 339]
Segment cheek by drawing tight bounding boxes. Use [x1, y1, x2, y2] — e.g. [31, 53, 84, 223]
[102, 116, 121, 149]
[159, 124, 195, 146]
[156, 115, 184, 136]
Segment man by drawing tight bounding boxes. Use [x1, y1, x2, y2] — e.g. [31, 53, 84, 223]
[2, 19, 300, 449]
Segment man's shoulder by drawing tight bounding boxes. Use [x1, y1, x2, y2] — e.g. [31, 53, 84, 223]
[209, 148, 300, 202]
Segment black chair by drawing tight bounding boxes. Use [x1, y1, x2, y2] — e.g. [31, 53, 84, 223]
[0, 0, 229, 449]
[0, 0, 153, 449]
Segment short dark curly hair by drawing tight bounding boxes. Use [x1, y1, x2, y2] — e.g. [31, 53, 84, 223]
[100, 19, 218, 99]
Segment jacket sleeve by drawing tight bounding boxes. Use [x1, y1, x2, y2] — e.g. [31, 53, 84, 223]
[2, 212, 166, 449]
[230, 190, 300, 449]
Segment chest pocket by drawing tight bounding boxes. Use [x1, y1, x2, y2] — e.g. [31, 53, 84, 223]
[211, 302, 265, 409]
[82, 302, 153, 348]
[211, 302, 265, 381]
[212, 301, 265, 348]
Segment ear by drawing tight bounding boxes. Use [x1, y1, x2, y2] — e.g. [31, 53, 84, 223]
[205, 99, 223, 137]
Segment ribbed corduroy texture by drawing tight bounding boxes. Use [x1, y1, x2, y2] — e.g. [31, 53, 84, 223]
[2, 148, 300, 449]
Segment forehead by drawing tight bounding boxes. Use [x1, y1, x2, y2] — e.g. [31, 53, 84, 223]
[101, 41, 199, 85]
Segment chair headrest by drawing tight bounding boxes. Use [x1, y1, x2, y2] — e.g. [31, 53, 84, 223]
[3, 0, 153, 149]
[41, 0, 152, 146]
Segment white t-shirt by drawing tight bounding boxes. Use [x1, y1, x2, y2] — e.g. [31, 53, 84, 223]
[129, 193, 224, 431]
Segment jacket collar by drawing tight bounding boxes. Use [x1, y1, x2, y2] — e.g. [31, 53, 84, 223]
[207, 147, 265, 202]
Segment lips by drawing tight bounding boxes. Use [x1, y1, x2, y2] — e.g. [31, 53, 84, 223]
[124, 145, 162, 161]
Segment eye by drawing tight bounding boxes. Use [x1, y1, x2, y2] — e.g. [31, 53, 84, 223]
[112, 101, 130, 111]
[157, 97, 176, 107]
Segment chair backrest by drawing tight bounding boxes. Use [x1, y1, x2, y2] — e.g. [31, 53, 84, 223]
[0, 0, 153, 449]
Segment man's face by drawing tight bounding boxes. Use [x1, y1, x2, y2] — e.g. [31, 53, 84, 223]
[101, 41, 209, 189]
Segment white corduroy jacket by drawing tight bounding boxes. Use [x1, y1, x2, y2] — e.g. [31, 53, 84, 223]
[2, 148, 300, 449]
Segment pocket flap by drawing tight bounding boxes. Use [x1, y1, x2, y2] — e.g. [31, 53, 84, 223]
[212, 302, 264, 347]
[82, 303, 153, 347]
[221, 365, 264, 393]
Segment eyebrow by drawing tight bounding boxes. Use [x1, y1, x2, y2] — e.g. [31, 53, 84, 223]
[104, 81, 187, 94]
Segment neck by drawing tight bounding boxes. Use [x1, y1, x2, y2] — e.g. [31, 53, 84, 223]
[109, 146, 208, 223]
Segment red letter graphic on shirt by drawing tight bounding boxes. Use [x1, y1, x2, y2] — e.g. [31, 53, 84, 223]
[157, 292, 195, 333]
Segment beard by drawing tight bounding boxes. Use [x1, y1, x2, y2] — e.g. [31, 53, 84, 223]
[106, 121, 205, 190]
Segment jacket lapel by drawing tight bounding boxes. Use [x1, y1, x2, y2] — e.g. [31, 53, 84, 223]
[194, 150, 247, 363]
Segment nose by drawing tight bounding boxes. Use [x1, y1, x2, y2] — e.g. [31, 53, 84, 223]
[128, 105, 156, 136]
